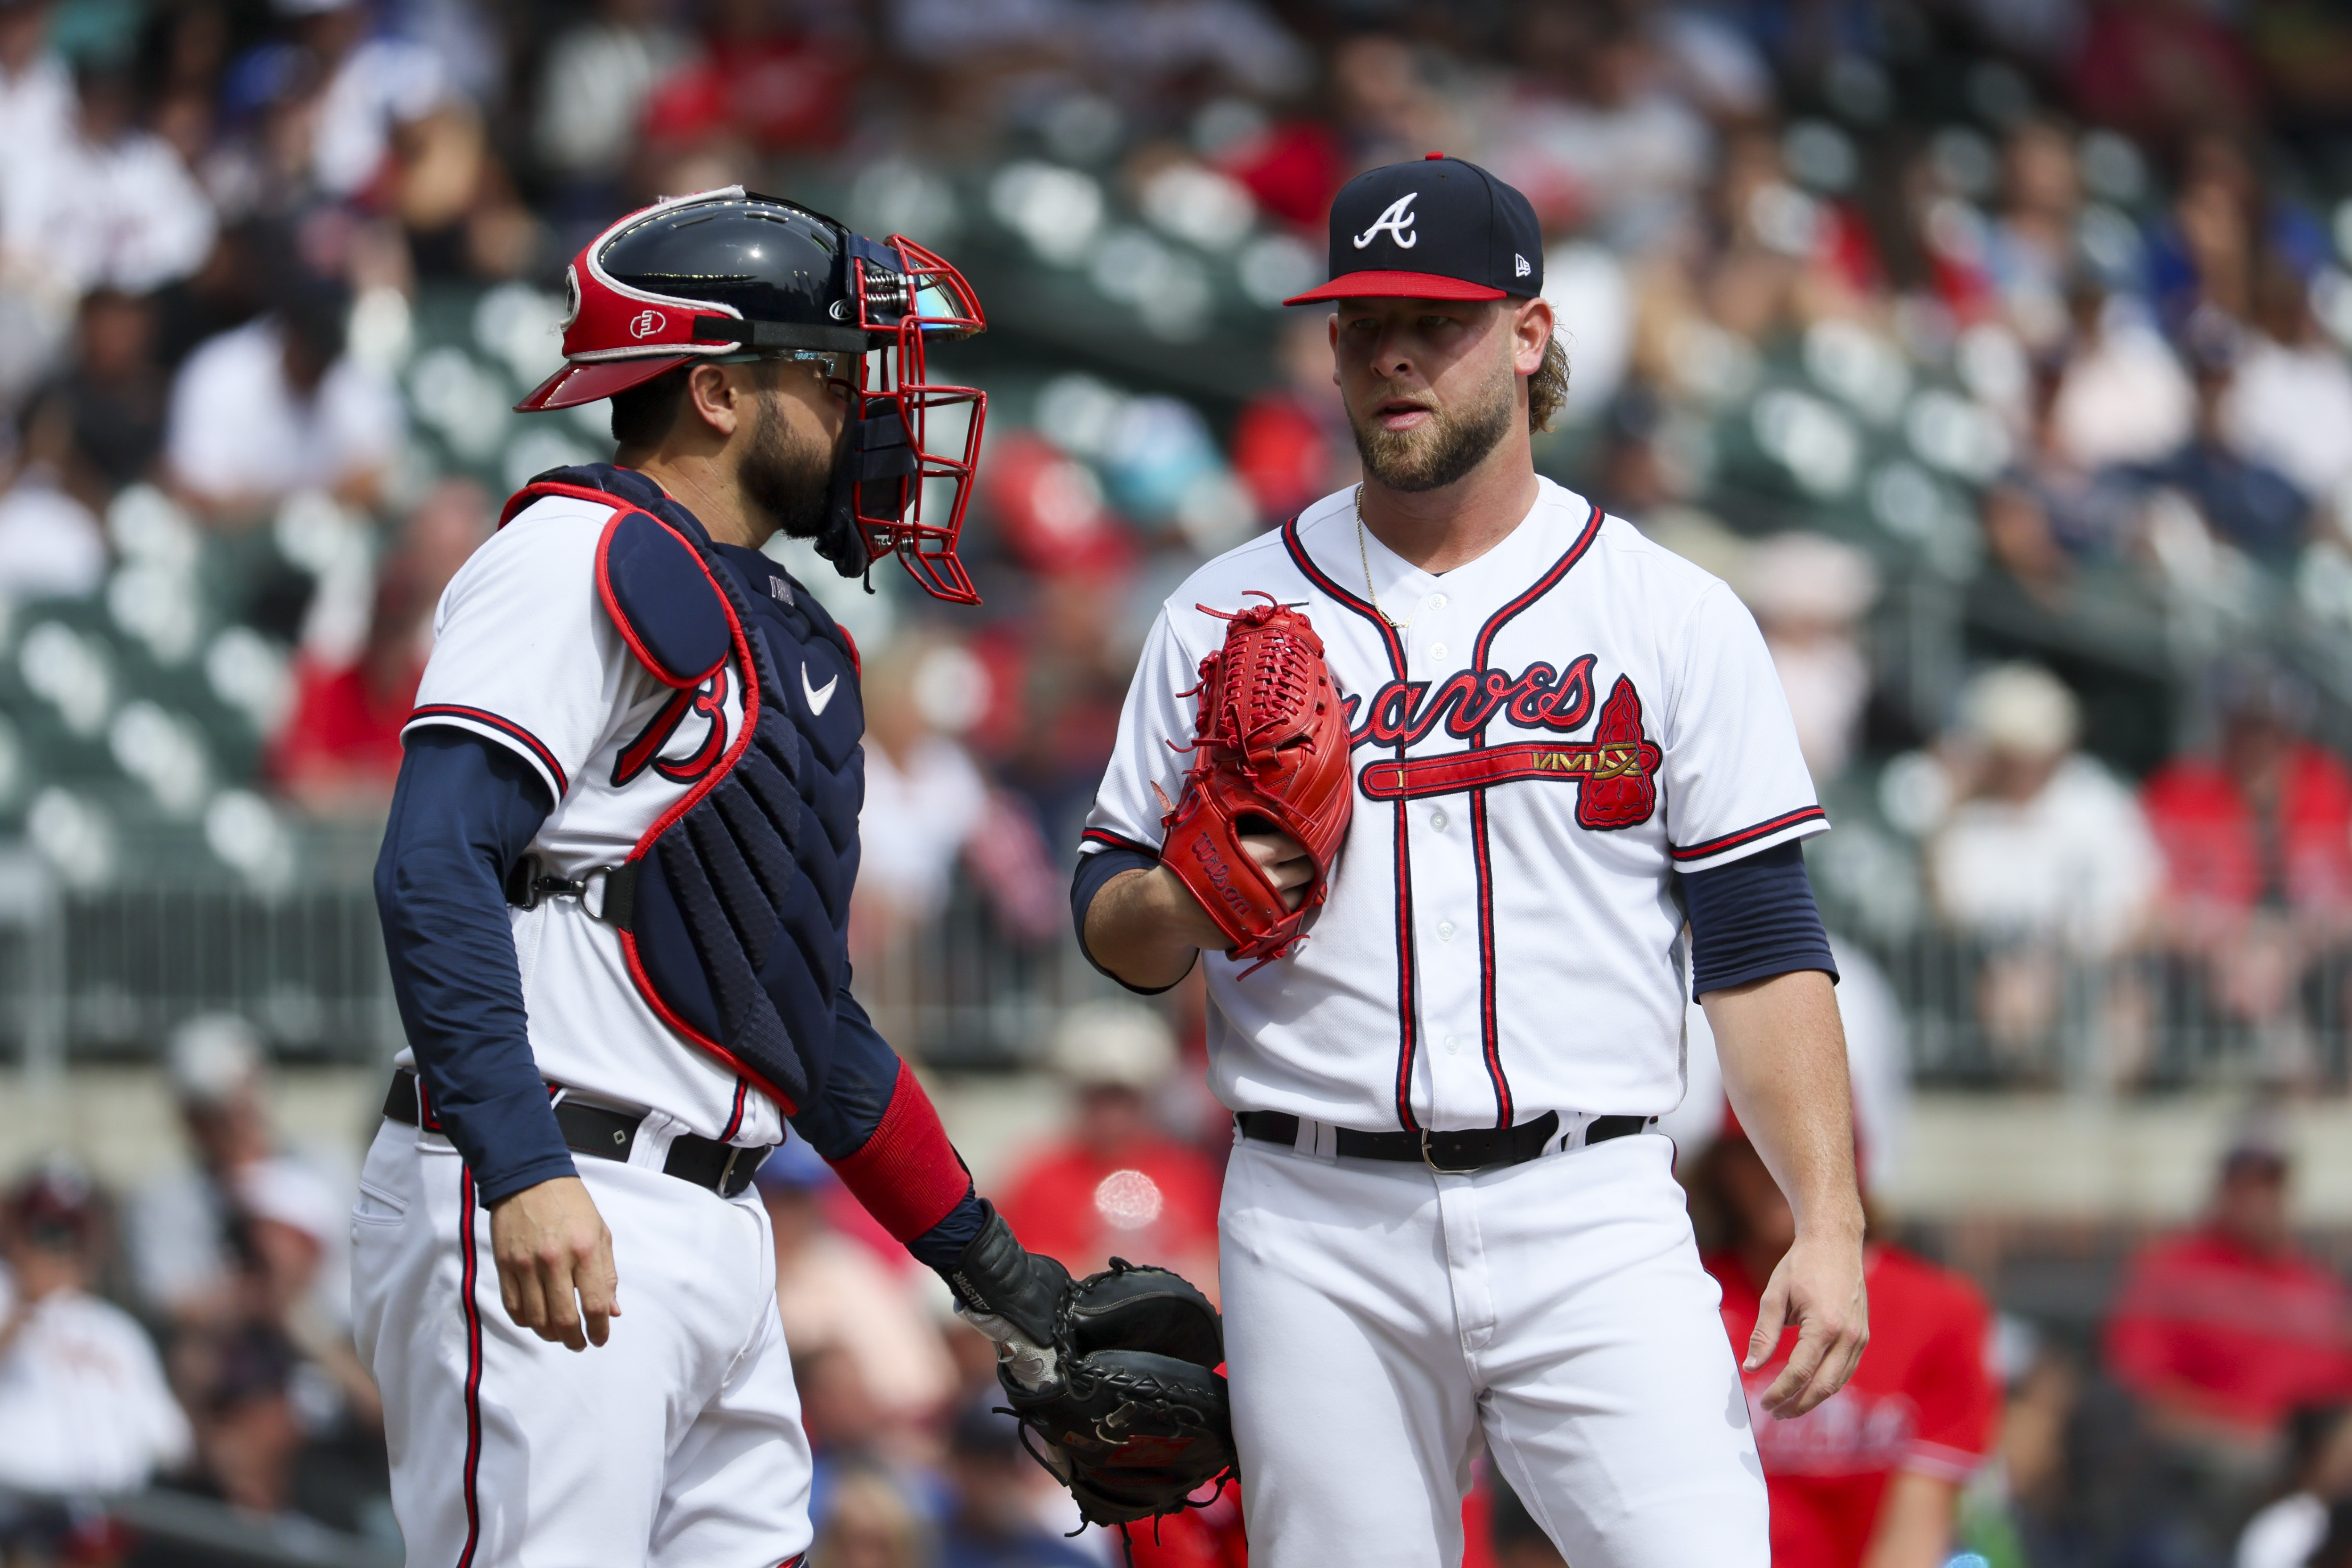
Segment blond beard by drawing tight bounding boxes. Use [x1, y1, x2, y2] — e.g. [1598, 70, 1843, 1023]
[1349, 356, 1517, 494]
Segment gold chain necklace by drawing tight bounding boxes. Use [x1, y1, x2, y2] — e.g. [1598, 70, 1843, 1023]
[1353, 485, 1412, 632]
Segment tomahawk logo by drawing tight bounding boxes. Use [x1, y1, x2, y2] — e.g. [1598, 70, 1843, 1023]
[1352, 193, 1419, 250]
[629, 309, 665, 339]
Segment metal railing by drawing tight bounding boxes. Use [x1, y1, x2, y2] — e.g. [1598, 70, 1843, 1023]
[0, 856, 1119, 1070]
[1871, 934, 2352, 1093]
[4, 847, 2345, 1091]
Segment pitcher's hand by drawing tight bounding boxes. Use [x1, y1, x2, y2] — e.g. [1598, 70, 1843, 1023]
[1745, 1224, 1867, 1417]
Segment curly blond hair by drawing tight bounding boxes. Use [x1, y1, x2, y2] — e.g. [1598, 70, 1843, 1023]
[1527, 333, 1570, 433]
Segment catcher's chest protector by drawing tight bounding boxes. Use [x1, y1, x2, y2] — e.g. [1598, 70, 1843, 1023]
[502, 464, 863, 1114]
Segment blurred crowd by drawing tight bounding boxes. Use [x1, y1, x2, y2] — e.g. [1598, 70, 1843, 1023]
[4, 0, 2352, 1563]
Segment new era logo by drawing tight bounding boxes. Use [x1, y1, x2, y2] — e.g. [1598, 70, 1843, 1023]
[629, 309, 666, 339]
[1515, 253, 1531, 277]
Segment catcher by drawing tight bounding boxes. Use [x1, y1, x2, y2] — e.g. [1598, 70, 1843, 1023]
[1074, 155, 1864, 1567]
[360, 188, 1225, 1568]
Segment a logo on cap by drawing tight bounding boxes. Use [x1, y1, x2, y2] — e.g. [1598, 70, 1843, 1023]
[1353, 193, 1419, 251]
[1515, 254, 1532, 277]
[629, 309, 666, 339]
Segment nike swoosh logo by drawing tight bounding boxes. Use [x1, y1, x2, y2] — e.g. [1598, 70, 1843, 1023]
[801, 663, 840, 716]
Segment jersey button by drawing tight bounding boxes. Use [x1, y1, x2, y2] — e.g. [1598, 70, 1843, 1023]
[1430, 809, 1448, 831]
[1427, 593, 1447, 609]
[1437, 920, 1456, 941]
[1444, 1033, 1460, 1054]
[1429, 642, 1448, 662]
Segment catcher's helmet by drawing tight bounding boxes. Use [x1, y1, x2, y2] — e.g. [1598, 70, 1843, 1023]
[518, 187, 989, 604]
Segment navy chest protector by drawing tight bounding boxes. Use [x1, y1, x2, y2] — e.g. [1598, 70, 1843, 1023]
[498, 464, 863, 1115]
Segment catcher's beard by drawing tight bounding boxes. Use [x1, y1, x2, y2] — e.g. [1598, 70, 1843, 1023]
[1349, 354, 1517, 494]
[740, 390, 841, 541]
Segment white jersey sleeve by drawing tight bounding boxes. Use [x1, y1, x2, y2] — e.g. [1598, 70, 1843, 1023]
[404, 498, 641, 806]
[1079, 607, 1204, 858]
[1659, 580, 1826, 872]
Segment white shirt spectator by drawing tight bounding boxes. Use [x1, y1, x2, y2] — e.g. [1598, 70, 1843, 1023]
[0, 470, 107, 604]
[858, 733, 987, 921]
[0, 52, 73, 169]
[1931, 753, 2160, 955]
[2, 127, 215, 294]
[535, 16, 690, 180]
[164, 318, 403, 507]
[126, 1154, 351, 1329]
[1544, 242, 1633, 424]
[313, 37, 449, 197]
[2237, 1492, 2327, 1568]
[1490, 85, 1711, 255]
[2222, 333, 2352, 504]
[2051, 308, 2195, 469]
[0, 1265, 191, 1496]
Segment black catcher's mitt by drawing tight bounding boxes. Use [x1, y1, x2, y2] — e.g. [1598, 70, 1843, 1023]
[995, 1258, 1237, 1530]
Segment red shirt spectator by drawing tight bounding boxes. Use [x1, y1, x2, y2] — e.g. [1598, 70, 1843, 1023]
[1710, 1246, 1997, 1568]
[2141, 743, 2352, 918]
[640, 8, 853, 155]
[995, 1002, 1221, 1290]
[268, 646, 417, 802]
[2106, 1145, 2352, 1436]
[995, 1133, 1221, 1288]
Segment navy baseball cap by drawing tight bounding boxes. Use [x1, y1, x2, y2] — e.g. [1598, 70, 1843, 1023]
[1285, 153, 1544, 306]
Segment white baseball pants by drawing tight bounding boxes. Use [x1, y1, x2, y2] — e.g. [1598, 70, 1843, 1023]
[1219, 1128, 1769, 1568]
[350, 1122, 811, 1568]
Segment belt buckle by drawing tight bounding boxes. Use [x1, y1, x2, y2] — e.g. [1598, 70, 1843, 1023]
[1419, 1129, 1484, 1174]
[715, 1146, 743, 1196]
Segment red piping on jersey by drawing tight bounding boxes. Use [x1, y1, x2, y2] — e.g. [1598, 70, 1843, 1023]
[1281, 512, 1422, 1132]
[498, 478, 644, 529]
[594, 508, 729, 690]
[405, 705, 571, 798]
[456, 1168, 486, 1568]
[1081, 827, 1161, 857]
[1465, 502, 1605, 1128]
[1670, 805, 1829, 862]
[720, 1078, 748, 1142]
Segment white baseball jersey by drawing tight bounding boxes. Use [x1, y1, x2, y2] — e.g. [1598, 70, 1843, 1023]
[401, 491, 781, 1146]
[1083, 477, 1826, 1133]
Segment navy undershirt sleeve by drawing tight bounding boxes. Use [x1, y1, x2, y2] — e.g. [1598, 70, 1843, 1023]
[796, 976, 987, 1271]
[374, 727, 576, 1205]
[1071, 845, 1187, 995]
[1677, 840, 1838, 998]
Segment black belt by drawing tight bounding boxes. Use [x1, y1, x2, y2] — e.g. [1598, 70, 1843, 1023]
[384, 1069, 772, 1200]
[1235, 1108, 1653, 1173]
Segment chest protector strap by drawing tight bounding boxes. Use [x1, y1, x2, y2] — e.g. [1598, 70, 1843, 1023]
[499, 465, 857, 1115]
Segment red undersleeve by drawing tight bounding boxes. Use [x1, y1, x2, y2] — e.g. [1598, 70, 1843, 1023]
[825, 1063, 971, 1242]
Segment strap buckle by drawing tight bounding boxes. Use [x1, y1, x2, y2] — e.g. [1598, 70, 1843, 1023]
[506, 855, 627, 920]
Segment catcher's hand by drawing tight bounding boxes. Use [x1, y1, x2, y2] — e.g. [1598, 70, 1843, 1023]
[940, 1204, 1072, 1389]
[995, 1259, 1237, 1530]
